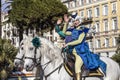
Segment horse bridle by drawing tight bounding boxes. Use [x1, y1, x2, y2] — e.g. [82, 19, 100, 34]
[15, 56, 24, 62]
[15, 49, 25, 62]
[37, 49, 63, 80]
[24, 47, 39, 65]
[24, 46, 63, 80]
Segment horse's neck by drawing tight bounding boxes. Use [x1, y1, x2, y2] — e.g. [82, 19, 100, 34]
[40, 38, 64, 74]
[41, 52, 63, 75]
[41, 53, 63, 67]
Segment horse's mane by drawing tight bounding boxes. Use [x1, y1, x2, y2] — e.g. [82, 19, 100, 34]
[40, 37, 59, 50]
[39, 37, 62, 60]
[25, 36, 63, 62]
[39, 37, 63, 62]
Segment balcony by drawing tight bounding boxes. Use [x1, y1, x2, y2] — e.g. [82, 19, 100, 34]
[95, 29, 120, 37]
[95, 46, 117, 53]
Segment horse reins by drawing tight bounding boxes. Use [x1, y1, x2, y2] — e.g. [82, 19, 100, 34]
[44, 63, 63, 80]
[24, 46, 64, 80]
[34, 47, 63, 80]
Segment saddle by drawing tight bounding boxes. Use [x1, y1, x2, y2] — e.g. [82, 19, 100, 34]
[64, 54, 104, 79]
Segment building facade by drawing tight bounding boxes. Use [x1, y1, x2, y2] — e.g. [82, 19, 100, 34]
[1, 12, 19, 48]
[61, 0, 120, 57]
[1, 0, 120, 57]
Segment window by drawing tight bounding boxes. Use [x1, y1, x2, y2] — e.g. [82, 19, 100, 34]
[96, 39, 101, 48]
[86, 0, 92, 4]
[87, 9, 92, 18]
[112, 2, 117, 13]
[104, 19, 109, 31]
[76, 0, 80, 7]
[105, 38, 109, 47]
[112, 17, 118, 30]
[95, 21, 100, 32]
[95, 7, 99, 17]
[103, 4, 108, 16]
[80, 10, 84, 17]
[89, 40, 93, 49]
[69, 1, 75, 8]
[80, 0, 84, 5]
[113, 37, 117, 47]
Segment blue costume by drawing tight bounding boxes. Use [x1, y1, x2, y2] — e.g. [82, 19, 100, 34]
[55, 21, 106, 75]
[66, 27, 106, 75]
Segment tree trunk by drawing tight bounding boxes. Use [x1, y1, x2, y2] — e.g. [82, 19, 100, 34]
[19, 28, 23, 43]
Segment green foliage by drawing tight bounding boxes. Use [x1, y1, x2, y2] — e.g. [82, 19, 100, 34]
[112, 35, 120, 66]
[112, 53, 120, 66]
[0, 38, 18, 79]
[8, 0, 68, 30]
[3, 0, 67, 41]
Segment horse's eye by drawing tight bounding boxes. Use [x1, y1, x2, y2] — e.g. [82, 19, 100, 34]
[29, 47, 33, 50]
[21, 47, 24, 50]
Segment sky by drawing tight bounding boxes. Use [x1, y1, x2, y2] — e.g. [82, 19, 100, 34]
[1, 0, 5, 11]
[1, 0, 10, 12]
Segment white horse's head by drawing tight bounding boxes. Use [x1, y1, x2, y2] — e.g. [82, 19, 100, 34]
[22, 36, 42, 71]
[23, 36, 62, 71]
[14, 38, 28, 70]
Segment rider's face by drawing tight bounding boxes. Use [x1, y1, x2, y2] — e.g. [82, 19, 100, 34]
[73, 19, 80, 27]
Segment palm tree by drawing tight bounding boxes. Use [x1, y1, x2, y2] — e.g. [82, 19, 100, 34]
[0, 38, 18, 80]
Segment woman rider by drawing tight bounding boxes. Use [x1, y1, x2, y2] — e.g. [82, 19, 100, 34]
[64, 13, 89, 80]
[55, 12, 106, 80]
[55, 13, 86, 80]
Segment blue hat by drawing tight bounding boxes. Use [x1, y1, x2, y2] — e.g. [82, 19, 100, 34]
[71, 12, 78, 19]
[71, 12, 82, 22]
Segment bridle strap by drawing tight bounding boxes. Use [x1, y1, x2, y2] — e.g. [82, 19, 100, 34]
[24, 47, 38, 64]
[41, 60, 52, 70]
[15, 57, 24, 62]
[44, 63, 63, 80]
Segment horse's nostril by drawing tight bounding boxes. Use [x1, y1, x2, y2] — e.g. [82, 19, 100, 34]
[26, 65, 29, 68]
[15, 62, 18, 66]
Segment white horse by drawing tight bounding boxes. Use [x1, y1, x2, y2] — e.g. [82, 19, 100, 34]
[14, 37, 42, 80]
[22, 36, 120, 80]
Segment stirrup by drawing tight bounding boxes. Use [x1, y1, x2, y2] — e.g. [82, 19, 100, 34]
[98, 68, 104, 75]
